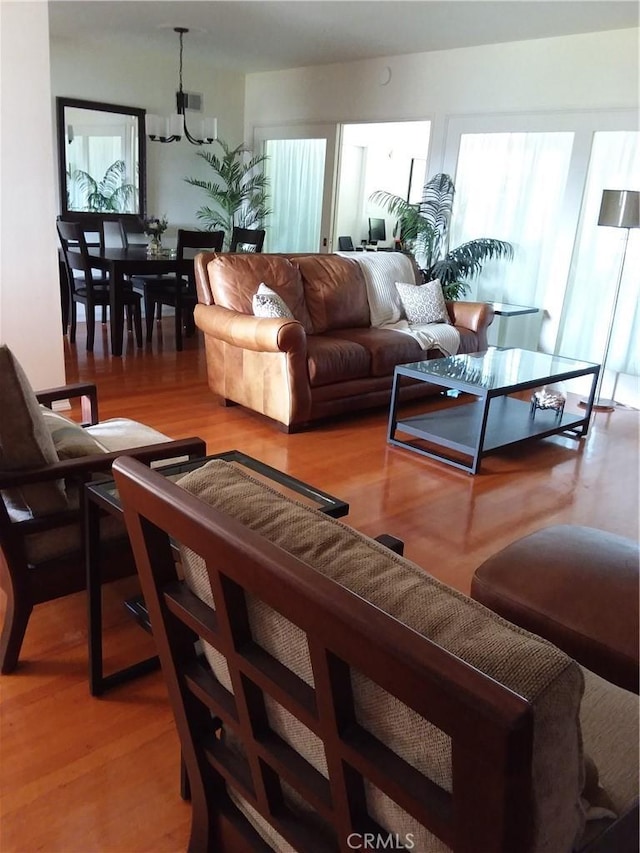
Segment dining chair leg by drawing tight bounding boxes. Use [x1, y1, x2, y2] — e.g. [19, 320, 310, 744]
[70, 300, 77, 344]
[175, 298, 183, 352]
[144, 294, 155, 343]
[86, 307, 96, 352]
[133, 302, 143, 348]
[126, 306, 133, 333]
[101, 306, 108, 325]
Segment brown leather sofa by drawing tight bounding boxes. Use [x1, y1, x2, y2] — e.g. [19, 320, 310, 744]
[194, 252, 494, 431]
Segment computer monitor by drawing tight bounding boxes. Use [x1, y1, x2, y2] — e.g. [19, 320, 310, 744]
[368, 217, 386, 245]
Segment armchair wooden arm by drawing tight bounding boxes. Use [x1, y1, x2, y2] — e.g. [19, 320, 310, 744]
[35, 382, 99, 426]
[0, 437, 207, 489]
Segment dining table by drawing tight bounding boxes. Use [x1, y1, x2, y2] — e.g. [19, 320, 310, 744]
[86, 246, 195, 356]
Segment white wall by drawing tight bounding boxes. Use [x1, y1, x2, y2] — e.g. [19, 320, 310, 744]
[50, 38, 247, 243]
[245, 28, 638, 171]
[0, 2, 65, 389]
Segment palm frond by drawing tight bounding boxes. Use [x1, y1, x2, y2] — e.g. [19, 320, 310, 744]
[186, 139, 270, 246]
[371, 173, 513, 298]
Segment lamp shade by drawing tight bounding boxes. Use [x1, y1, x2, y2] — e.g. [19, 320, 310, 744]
[598, 190, 640, 229]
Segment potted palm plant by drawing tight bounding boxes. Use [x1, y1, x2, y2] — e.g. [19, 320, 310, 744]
[184, 139, 270, 250]
[370, 173, 513, 299]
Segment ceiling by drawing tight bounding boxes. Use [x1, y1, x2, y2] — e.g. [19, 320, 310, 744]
[48, 1, 639, 74]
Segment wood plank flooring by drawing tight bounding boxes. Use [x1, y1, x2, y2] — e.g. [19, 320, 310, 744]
[1, 320, 638, 852]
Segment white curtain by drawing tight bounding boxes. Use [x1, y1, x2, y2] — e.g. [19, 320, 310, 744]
[264, 139, 326, 252]
[556, 131, 640, 376]
[449, 132, 574, 310]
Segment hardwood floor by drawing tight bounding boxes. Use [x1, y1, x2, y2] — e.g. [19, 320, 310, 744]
[1, 320, 638, 852]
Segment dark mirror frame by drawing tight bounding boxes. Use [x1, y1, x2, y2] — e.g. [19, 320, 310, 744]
[56, 96, 147, 225]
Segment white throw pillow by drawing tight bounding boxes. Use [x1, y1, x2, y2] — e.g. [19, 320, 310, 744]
[252, 282, 294, 319]
[395, 279, 451, 325]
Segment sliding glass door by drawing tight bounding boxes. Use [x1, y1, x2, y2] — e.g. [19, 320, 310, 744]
[255, 124, 338, 253]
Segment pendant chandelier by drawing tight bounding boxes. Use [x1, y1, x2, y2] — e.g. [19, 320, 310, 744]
[146, 27, 217, 145]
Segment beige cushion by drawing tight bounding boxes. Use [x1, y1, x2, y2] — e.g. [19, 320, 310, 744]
[85, 418, 171, 452]
[396, 279, 451, 325]
[40, 407, 108, 459]
[20, 419, 175, 564]
[252, 282, 295, 319]
[0, 345, 67, 517]
[579, 667, 639, 815]
[177, 460, 586, 853]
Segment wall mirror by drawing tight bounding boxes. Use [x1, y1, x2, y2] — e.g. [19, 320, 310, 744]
[56, 97, 146, 219]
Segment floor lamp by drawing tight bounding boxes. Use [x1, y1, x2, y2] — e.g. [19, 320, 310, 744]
[587, 189, 640, 412]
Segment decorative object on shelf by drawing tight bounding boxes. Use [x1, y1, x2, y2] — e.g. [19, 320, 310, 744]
[142, 216, 168, 256]
[581, 189, 640, 412]
[370, 173, 513, 300]
[146, 28, 217, 145]
[530, 386, 566, 419]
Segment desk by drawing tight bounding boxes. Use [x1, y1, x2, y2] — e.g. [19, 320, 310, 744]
[87, 247, 193, 356]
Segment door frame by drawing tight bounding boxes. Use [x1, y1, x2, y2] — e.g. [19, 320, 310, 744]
[254, 123, 339, 252]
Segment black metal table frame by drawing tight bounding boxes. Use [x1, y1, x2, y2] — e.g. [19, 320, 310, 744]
[84, 450, 349, 696]
[387, 356, 600, 475]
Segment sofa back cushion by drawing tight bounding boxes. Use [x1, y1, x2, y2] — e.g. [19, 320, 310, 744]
[177, 460, 586, 853]
[296, 255, 370, 333]
[206, 254, 313, 332]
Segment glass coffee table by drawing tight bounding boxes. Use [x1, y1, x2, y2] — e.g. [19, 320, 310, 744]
[387, 347, 600, 474]
[84, 450, 349, 695]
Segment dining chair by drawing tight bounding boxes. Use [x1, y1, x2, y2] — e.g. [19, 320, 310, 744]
[131, 229, 224, 351]
[57, 214, 112, 326]
[118, 216, 148, 249]
[229, 226, 266, 253]
[57, 220, 143, 352]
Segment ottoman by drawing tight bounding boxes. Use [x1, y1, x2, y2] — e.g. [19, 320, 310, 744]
[471, 525, 640, 694]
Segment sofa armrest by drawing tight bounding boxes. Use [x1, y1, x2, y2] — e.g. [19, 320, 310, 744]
[194, 304, 306, 354]
[447, 300, 494, 333]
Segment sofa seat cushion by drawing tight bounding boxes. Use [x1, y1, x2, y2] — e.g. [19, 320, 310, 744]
[85, 418, 172, 453]
[296, 255, 370, 333]
[177, 460, 587, 853]
[0, 345, 67, 519]
[330, 327, 427, 377]
[206, 254, 313, 333]
[306, 335, 370, 387]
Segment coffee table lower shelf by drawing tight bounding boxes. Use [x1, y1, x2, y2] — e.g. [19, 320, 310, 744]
[390, 396, 589, 473]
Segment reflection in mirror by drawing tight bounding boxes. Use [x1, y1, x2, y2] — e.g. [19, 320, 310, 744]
[56, 98, 146, 218]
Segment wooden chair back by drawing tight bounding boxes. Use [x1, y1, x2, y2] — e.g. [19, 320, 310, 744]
[176, 229, 225, 261]
[114, 456, 536, 853]
[119, 216, 147, 249]
[56, 219, 98, 295]
[230, 226, 266, 253]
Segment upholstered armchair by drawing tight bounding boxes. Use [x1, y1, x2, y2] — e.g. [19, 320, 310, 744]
[114, 455, 638, 853]
[0, 345, 206, 673]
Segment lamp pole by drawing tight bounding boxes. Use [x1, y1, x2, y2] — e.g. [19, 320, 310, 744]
[581, 189, 639, 412]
